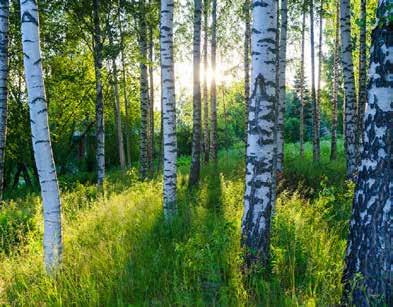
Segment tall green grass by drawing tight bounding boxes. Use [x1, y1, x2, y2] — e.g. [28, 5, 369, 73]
[0, 141, 352, 306]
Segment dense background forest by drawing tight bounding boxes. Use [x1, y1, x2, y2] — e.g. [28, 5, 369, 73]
[0, 0, 392, 305]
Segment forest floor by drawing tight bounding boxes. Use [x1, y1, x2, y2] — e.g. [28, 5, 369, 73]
[0, 140, 352, 306]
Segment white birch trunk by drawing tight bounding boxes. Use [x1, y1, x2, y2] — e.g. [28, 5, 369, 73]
[242, 0, 277, 266]
[0, 0, 9, 201]
[160, 0, 177, 219]
[343, 1, 393, 303]
[340, 0, 357, 178]
[20, 0, 62, 272]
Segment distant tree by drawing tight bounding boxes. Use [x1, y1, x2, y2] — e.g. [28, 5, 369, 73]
[299, 5, 306, 157]
[310, 0, 320, 162]
[107, 18, 126, 170]
[277, 0, 288, 172]
[93, 0, 105, 187]
[209, 0, 217, 162]
[138, 0, 150, 179]
[356, 0, 367, 158]
[330, 1, 339, 161]
[20, 0, 62, 272]
[0, 0, 9, 201]
[342, 0, 393, 303]
[189, 0, 202, 186]
[202, 0, 209, 163]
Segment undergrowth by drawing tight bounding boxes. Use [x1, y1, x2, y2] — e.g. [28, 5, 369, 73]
[0, 141, 353, 306]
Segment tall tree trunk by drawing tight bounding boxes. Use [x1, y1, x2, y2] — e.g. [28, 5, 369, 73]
[202, 0, 209, 163]
[148, 23, 154, 176]
[189, 0, 202, 186]
[119, 0, 131, 166]
[242, 0, 277, 266]
[342, 1, 393, 304]
[209, 0, 217, 162]
[108, 25, 126, 170]
[277, 0, 288, 173]
[340, 0, 357, 178]
[316, 0, 323, 157]
[93, 0, 105, 187]
[357, 0, 367, 159]
[244, 0, 251, 145]
[299, 9, 306, 158]
[310, 0, 320, 162]
[160, 0, 177, 219]
[330, 2, 339, 161]
[138, 2, 150, 180]
[0, 0, 9, 201]
[20, 0, 62, 272]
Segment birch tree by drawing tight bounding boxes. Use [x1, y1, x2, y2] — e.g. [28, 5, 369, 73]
[138, 1, 150, 179]
[202, 0, 209, 163]
[119, 1, 131, 166]
[160, 0, 177, 219]
[20, 0, 62, 271]
[108, 22, 126, 170]
[0, 0, 9, 201]
[299, 8, 306, 158]
[242, 0, 277, 266]
[244, 0, 251, 141]
[342, 1, 393, 303]
[330, 2, 339, 161]
[316, 0, 323, 156]
[310, 0, 320, 162]
[93, 0, 105, 187]
[340, 0, 357, 178]
[209, 0, 217, 161]
[277, 0, 288, 173]
[357, 0, 367, 156]
[189, 0, 202, 186]
[148, 18, 154, 176]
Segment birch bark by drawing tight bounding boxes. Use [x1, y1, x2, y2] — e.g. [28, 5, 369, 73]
[160, 0, 177, 218]
[340, 0, 357, 178]
[342, 1, 393, 303]
[21, 0, 62, 271]
[242, 0, 277, 266]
